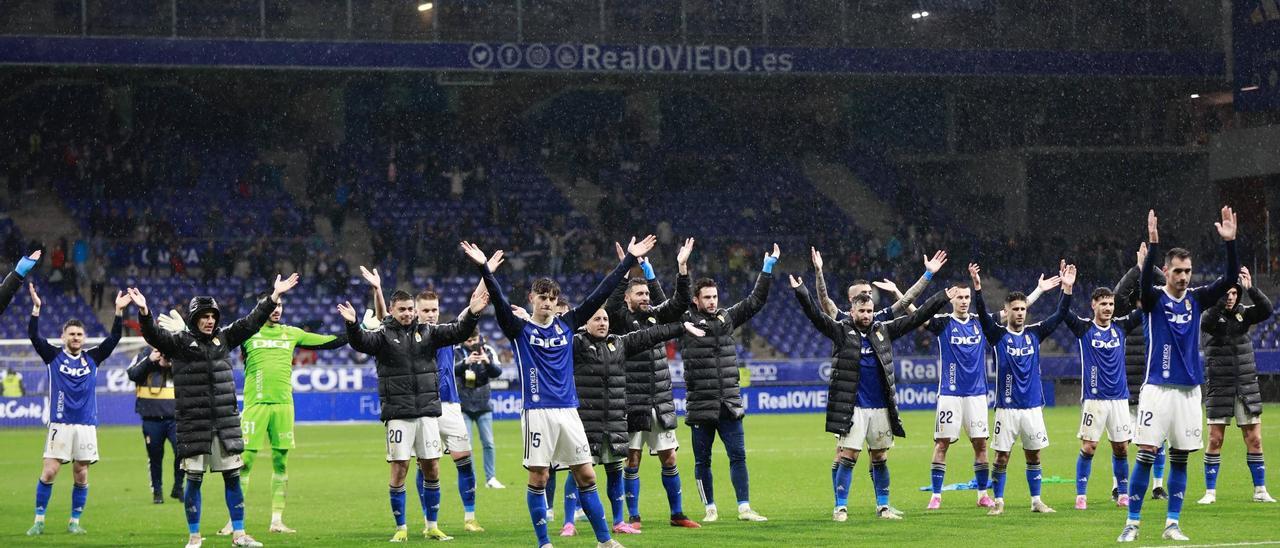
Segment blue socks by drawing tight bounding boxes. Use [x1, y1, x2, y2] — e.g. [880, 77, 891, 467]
[1248, 452, 1266, 488]
[1027, 463, 1043, 498]
[34, 479, 52, 518]
[422, 478, 441, 522]
[545, 470, 558, 512]
[870, 460, 890, 507]
[1153, 445, 1166, 481]
[456, 456, 477, 513]
[605, 463, 624, 525]
[224, 472, 244, 531]
[577, 482, 612, 543]
[414, 468, 426, 518]
[661, 465, 684, 516]
[389, 484, 407, 527]
[70, 483, 88, 520]
[1113, 454, 1129, 496]
[185, 473, 204, 534]
[1076, 451, 1094, 496]
[835, 457, 855, 508]
[830, 461, 839, 501]
[1167, 452, 1188, 521]
[930, 462, 946, 495]
[623, 466, 641, 519]
[1204, 453, 1221, 490]
[527, 485, 550, 546]
[1128, 449, 1156, 521]
[561, 474, 579, 526]
[974, 462, 990, 491]
[992, 464, 1007, 499]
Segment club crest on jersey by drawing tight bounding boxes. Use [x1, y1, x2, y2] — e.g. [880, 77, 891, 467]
[1110, 328, 1116, 338]
[213, 338, 221, 346]
[1237, 313, 1244, 322]
[415, 332, 422, 343]
[1185, 300, 1191, 311]
[1024, 335, 1031, 345]
[554, 324, 563, 335]
[875, 331, 884, 341]
[648, 317, 657, 324]
[608, 342, 616, 352]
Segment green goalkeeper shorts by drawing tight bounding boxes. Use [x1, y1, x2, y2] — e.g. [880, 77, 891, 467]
[241, 403, 296, 451]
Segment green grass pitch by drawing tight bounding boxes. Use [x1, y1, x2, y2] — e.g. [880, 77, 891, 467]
[2, 405, 1278, 547]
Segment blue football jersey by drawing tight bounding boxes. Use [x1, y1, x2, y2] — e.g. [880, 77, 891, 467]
[1077, 319, 1132, 401]
[855, 337, 887, 408]
[1144, 290, 1205, 386]
[930, 314, 988, 397]
[437, 345, 460, 404]
[512, 318, 577, 409]
[29, 315, 122, 426]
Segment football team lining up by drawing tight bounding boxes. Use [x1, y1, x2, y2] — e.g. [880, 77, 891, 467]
[11, 206, 1276, 547]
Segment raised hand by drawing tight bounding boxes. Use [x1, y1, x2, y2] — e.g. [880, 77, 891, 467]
[788, 274, 803, 289]
[810, 247, 824, 270]
[1060, 263, 1077, 291]
[28, 282, 41, 312]
[1240, 266, 1253, 289]
[128, 287, 149, 313]
[28, 250, 42, 261]
[360, 309, 382, 330]
[114, 290, 132, 313]
[872, 279, 902, 296]
[677, 238, 695, 266]
[614, 241, 626, 262]
[1147, 209, 1159, 244]
[968, 263, 982, 290]
[1037, 273, 1062, 293]
[157, 309, 187, 333]
[272, 273, 300, 299]
[510, 305, 531, 322]
[923, 250, 948, 274]
[1216, 205, 1238, 242]
[945, 286, 964, 300]
[486, 250, 505, 273]
[469, 282, 490, 313]
[460, 241, 488, 267]
[682, 321, 707, 337]
[1136, 242, 1148, 267]
[627, 235, 658, 257]
[359, 266, 382, 289]
[336, 301, 358, 323]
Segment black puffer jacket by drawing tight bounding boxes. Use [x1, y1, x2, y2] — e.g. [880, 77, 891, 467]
[605, 274, 691, 432]
[680, 272, 771, 426]
[1201, 286, 1272, 419]
[0, 269, 27, 315]
[139, 297, 275, 459]
[347, 311, 478, 422]
[796, 285, 949, 437]
[1115, 266, 1163, 405]
[575, 322, 686, 459]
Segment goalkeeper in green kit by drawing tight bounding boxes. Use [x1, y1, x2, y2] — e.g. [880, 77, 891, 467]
[202, 293, 348, 535]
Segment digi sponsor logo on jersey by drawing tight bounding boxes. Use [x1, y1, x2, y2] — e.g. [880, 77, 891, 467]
[950, 335, 982, 345]
[251, 339, 295, 350]
[1090, 338, 1121, 349]
[58, 362, 91, 377]
[528, 333, 569, 349]
[1005, 345, 1035, 357]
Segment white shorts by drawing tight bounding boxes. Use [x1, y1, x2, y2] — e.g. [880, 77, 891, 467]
[182, 435, 244, 472]
[1078, 399, 1134, 443]
[522, 408, 591, 469]
[837, 407, 895, 451]
[1206, 398, 1261, 426]
[43, 423, 99, 464]
[438, 403, 472, 454]
[628, 410, 680, 455]
[1134, 384, 1203, 451]
[992, 408, 1050, 452]
[386, 416, 443, 462]
[594, 441, 626, 466]
[934, 395, 990, 442]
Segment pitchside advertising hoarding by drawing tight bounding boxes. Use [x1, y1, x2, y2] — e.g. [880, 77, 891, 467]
[28, 348, 1280, 426]
[0, 36, 1222, 78]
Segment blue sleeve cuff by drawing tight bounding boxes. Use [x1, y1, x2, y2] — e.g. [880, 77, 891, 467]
[923, 271, 933, 281]
[762, 257, 778, 274]
[15, 256, 36, 277]
[640, 261, 656, 280]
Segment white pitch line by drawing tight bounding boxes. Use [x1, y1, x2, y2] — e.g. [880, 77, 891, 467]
[1141, 542, 1280, 548]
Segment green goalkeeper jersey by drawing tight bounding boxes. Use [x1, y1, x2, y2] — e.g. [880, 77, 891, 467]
[242, 323, 341, 406]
